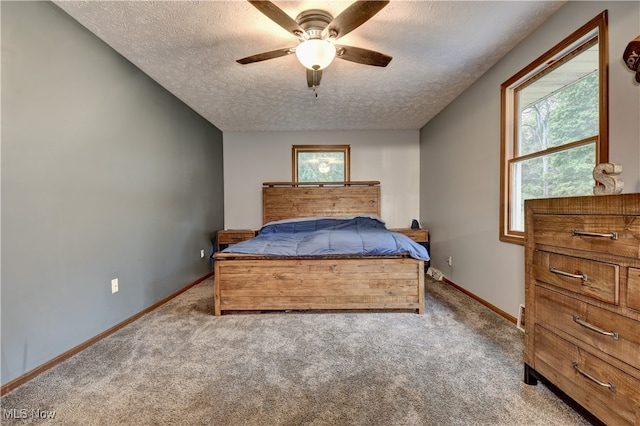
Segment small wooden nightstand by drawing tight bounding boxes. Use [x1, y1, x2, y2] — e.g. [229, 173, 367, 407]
[390, 228, 430, 267]
[391, 228, 429, 245]
[215, 229, 257, 252]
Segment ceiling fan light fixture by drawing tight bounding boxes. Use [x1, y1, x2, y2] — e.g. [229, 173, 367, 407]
[295, 39, 336, 70]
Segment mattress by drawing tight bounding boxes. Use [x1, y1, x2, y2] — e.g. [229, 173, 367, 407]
[222, 216, 430, 261]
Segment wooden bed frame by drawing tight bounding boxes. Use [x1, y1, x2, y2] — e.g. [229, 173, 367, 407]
[213, 182, 425, 315]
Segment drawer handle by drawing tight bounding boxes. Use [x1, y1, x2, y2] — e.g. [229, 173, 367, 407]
[573, 315, 618, 340]
[549, 267, 587, 282]
[571, 229, 618, 240]
[571, 361, 616, 392]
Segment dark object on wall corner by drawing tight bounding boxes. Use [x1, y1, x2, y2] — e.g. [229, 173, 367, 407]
[623, 35, 640, 83]
[411, 219, 420, 229]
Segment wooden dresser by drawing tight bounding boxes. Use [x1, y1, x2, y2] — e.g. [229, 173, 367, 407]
[524, 194, 640, 425]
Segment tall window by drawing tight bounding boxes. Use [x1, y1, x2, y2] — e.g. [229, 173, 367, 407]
[500, 11, 608, 244]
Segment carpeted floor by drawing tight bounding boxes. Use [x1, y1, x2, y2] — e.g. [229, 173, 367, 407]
[1, 278, 592, 425]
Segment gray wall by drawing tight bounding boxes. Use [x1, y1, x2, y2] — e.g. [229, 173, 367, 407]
[1, 1, 224, 385]
[419, 1, 640, 319]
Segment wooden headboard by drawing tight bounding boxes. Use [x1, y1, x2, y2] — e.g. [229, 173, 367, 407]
[262, 181, 381, 224]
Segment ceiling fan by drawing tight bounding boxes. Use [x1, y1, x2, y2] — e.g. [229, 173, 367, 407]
[237, 0, 392, 91]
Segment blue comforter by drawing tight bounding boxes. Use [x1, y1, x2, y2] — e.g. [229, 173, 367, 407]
[222, 216, 430, 261]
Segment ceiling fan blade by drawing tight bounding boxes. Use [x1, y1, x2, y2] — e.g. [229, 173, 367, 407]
[306, 69, 322, 88]
[248, 1, 306, 38]
[334, 45, 392, 67]
[322, 1, 389, 40]
[236, 47, 295, 64]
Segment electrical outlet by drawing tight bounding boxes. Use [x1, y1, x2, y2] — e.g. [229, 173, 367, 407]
[200, 249, 205, 259]
[447, 256, 453, 267]
[111, 278, 119, 294]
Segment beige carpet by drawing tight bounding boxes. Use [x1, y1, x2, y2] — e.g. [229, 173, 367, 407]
[1, 278, 592, 425]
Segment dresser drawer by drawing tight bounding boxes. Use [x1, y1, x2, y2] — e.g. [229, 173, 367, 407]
[629, 268, 640, 312]
[535, 286, 640, 368]
[532, 214, 640, 258]
[534, 326, 640, 426]
[533, 251, 619, 304]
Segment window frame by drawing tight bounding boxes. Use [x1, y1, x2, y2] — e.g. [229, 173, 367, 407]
[292, 144, 351, 183]
[499, 11, 609, 245]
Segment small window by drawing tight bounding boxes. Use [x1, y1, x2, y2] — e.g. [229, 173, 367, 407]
[292, 145, 350, 182]
[500, 11, 609, 244]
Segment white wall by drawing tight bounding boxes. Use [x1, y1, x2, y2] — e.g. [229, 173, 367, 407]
[224, 130, 420, 229]
[420, 1, 640, 319]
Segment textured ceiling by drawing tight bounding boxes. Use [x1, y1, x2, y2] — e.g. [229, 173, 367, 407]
[54, 1, 566, 132]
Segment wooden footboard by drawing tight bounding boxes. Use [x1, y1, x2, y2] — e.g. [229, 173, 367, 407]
[214, 254, 424, 315]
